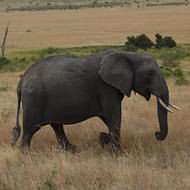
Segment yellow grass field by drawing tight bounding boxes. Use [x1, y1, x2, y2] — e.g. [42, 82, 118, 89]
[0, 72, 190, 189]
[0, 6, 190, 50]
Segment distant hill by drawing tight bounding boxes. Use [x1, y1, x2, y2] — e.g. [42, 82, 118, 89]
[0, 0, 188, 11]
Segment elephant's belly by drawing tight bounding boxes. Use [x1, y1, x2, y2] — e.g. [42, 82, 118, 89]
[53, 112, 96, 125]
[50, 108, 97, 124]
[44, 96, 101, 124]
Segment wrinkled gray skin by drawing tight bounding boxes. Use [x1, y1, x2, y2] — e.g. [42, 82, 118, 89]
[12, 50, 169, 152]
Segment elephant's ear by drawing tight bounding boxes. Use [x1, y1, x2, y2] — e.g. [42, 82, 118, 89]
[98, 53, 133, 97]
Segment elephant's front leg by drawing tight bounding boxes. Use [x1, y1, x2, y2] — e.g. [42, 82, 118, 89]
[100, 101, 122, 153]
[108, 119, 121, 153]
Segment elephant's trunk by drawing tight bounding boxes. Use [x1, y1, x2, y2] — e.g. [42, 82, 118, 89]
[150, 73, 170, 141]
[155, 95, 169, 141]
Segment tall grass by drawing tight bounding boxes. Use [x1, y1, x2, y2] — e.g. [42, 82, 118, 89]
[0, 72, 189, 190]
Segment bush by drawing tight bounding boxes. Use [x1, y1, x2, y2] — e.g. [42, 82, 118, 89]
[155, 33, 162, 48]
[162, 60, 180, 67]
[135, 34, 154, 50]
[0, 57, 10, 65]
[0, 85, 8, 92]
[160, 66, 189, 85]
[125, 34, 154, 50]
[126, 36, 136, 46]
[160, 66, 173, 77]
[173, 68, 184, 78]
[125, 33, 177, 51]
[175, 77, 189, 85]
[155, 33, 176, 48]
[163, 36, 176, 48]
[124, 43, 138, 51]
[162, 48, 188, 60]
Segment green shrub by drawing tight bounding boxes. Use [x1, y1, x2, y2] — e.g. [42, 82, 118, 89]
[163, 36, 176, 48]
[155, 33, 163, 49]
[0, 85, 8, 92]
[155, 33, 176, 48]
[125, 34, 154, 50]
[126, 36, 136, 46]
[0, 55, 39, 72]
[160, 66, 189, 85]
[157, 47, 190, 61]
[125, 33, 177, 51]
[124, 43, 138, 51]
[0, 57, 10, 65]
[135, 34, 154, 49]
[175, 77, 189, 85]
[39, 47, 60, 58]
[173, 68, 184, 77]
[160, 66, 173, 77]
[162, 60, 180, 67]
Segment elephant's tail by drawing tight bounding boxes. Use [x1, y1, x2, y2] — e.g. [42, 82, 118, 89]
[11, 78, 22, 146]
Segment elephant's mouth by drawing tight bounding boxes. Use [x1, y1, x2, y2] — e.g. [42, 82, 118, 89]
[145, 91, 151, 101]
[142, 89, 151, 101]
[134, 88, 151, 101]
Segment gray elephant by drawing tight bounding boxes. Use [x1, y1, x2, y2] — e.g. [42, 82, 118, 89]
[12, 50, 179, 152]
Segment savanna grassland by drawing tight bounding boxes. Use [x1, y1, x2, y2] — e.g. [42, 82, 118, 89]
[0, 45, 190, 190]
[0, 6, 190, 50]
[0, 4, 190, 190]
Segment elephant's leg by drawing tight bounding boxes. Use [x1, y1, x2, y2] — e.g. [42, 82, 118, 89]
[21, 124, 40, 149]
[106, 120, 121, 153]
[100, 104, 122, 153]
[20, 96, 45, 150]
[99, 131, 111, 148]
[51, 123, 76, 152]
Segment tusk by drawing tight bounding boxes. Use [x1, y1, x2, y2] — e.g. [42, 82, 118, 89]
[169, 103, 181, 110]
[158, 98, 174, 113]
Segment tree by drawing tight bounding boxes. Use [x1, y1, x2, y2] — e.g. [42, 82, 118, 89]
[125, 34, 154, 50]
[155, 33, 163, 48]
[135, 34, 154, 50]
[155, 33, 176, 48]
[163, 36, 176, 48]
[1, 23, 9, 57]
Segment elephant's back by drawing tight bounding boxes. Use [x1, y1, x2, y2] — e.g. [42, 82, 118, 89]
[22, 50, 113, 80]
[23, 56, 81, 76]
[21, 55, 101, 98]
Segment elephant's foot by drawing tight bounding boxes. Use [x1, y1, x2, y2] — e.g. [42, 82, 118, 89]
[58, 142, 77, 153]
[111, 143, 123, 155]
[99, 132, 123, 154]
[99, 132, 111, 148]
[66, 143, 77, 153]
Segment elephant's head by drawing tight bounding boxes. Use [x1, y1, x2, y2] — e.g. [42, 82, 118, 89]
[99, 51, 179, 141]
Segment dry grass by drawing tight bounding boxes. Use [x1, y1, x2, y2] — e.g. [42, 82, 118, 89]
[0, 6, 190, 50]
[0, 72, 190, 190]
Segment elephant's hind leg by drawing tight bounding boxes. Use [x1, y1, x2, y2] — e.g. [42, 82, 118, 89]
[99, 132, 111, 148]
[51, 123, 76, 152]
[21, 124, 41, 149]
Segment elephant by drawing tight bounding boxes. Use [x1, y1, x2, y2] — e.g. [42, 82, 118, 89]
[12, 50, 179, 152]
